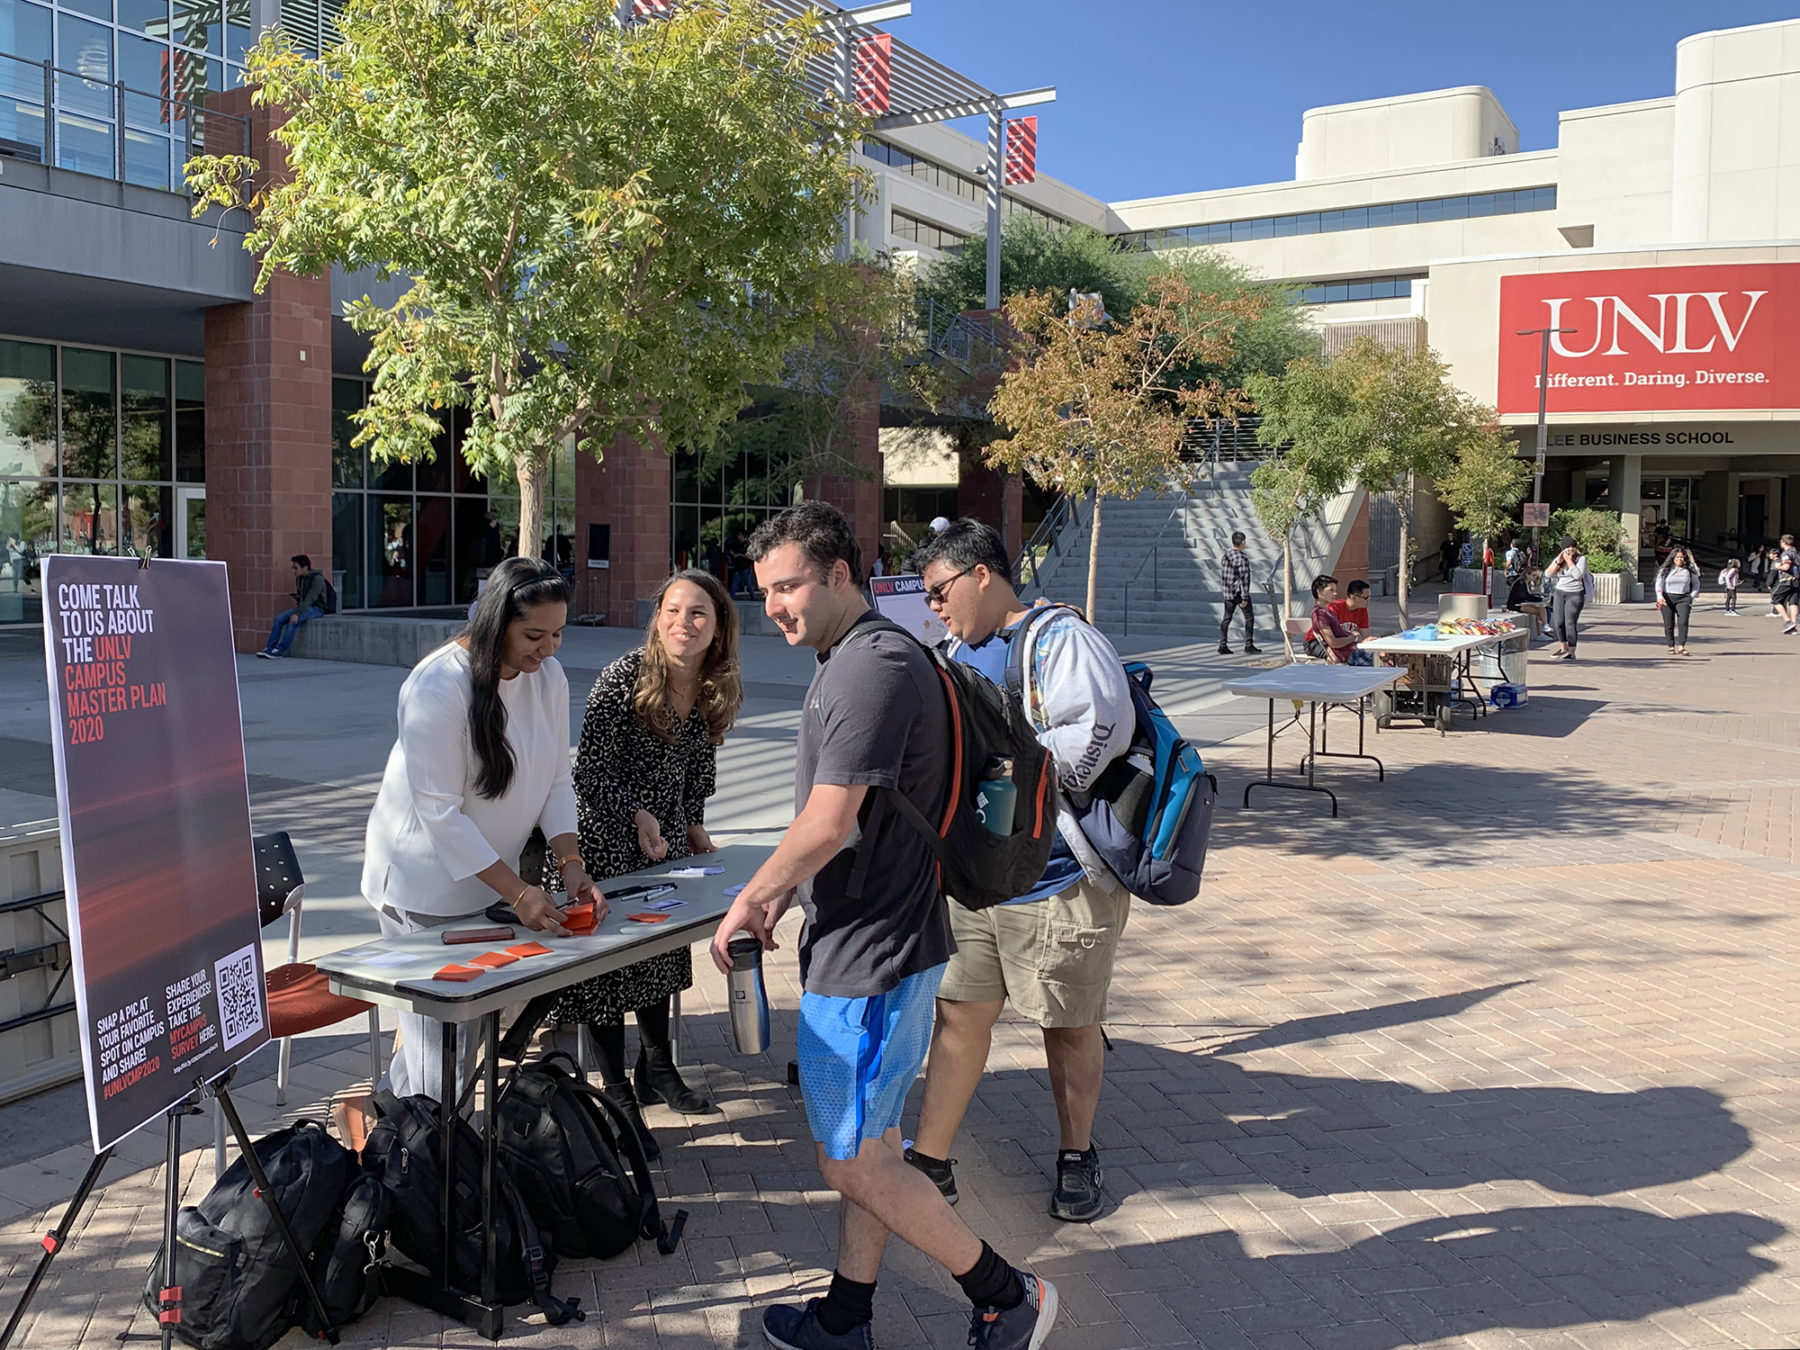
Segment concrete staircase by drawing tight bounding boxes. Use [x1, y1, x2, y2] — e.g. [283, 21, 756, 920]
[1024, 466, 1363, 641]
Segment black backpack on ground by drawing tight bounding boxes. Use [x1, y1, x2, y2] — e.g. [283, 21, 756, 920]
[844, 618, 1057, 910]
[298, 1170, 391, 1337]
[319, 576, 338, 614]
[141, 1119, 357, 1350]
[495, 1052, 686, 1260]
[360, 1090, 580, 1325]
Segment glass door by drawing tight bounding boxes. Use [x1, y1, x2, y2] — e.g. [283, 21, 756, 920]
[174, 486, 205, 560]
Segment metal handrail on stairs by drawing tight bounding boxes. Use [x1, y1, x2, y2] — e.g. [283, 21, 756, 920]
[1120, 498, 1193, 637]
[1015, 493, 1076, 597]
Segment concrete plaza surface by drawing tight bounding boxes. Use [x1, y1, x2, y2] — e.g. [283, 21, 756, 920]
[1, 596, 1798, 1349]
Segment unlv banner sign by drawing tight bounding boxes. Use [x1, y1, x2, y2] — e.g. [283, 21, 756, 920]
[1497, 263, 1800, 414]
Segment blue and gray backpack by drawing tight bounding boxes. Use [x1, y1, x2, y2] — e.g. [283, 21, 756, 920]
[1005, 605, 1217, 906]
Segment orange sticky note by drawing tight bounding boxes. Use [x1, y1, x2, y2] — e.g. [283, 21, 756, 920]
[626, 912, 669, 924]
[433, 964, 483, 982]
[506, 942, 553, 958]
[564, 903, 597, 935]
[469, 950, 519, 969]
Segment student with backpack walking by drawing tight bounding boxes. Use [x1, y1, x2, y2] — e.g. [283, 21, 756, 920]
[361, 557, 606, 1103]
[709, 504, 1058, 1350]
[1719, 559, 1741, 615]
[907, 520, 1135, 1227]
[1655, 547, 1700, 655]
[543, 570, 739, 1160]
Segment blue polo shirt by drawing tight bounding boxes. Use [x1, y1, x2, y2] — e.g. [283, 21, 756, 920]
[951, 622, 1085, 904]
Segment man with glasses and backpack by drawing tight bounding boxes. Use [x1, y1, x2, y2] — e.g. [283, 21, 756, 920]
[907, 519, 1137, 1224]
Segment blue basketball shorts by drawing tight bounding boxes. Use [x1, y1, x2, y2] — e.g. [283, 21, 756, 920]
[797, 964, 945, 1162]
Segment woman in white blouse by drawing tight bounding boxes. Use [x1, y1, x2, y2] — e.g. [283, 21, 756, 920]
[362, 556, 607, 1101]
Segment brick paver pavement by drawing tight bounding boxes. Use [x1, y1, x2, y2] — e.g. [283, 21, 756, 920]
[3, 601, 1799, 1349]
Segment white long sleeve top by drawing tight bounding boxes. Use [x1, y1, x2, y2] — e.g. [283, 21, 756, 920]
[361, 643, 578, 918]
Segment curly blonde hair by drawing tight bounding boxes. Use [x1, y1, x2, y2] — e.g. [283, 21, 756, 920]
[633, 569, 743, 746]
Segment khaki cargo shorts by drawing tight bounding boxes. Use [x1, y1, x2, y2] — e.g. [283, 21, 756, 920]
[938, 874, 1129, 1028]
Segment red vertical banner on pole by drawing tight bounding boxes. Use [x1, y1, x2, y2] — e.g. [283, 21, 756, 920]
[1003, 116, 1038, 186]
[853, 33, 892, 115]
[631, 0, 671, 18]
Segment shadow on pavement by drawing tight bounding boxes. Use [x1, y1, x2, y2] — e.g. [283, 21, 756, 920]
[1203, 982, 1528, 1057]
[1210, 761, 1667, 857]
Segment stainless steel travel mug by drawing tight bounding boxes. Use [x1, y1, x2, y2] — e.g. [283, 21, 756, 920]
[726, 935, 770, 1055]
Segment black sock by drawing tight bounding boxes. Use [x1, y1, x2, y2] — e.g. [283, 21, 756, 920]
[907, 1146, 949, 1169]
[954, 1241, 1023, 1311]
[813, 1271, 876, 1335]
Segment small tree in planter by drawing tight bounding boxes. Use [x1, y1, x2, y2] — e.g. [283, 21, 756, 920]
[1437, 422, 1532, 599]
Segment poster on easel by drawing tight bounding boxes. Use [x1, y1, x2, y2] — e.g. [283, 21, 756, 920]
[42, 555, 269, 1152]
[870, 574, 948, 648]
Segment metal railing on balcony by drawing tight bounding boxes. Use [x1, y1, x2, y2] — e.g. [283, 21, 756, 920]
[0, 47, 249, 194]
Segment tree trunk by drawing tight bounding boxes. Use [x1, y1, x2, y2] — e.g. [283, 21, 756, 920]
[1397, 473, 1414, 629]
[516, 453, 547, 561]
[1281, 529, 1294, 659]
[1085, 491, 1102, 623]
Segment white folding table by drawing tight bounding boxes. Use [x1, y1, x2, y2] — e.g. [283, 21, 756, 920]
[314, 841, 775, 1339]
[1224, 665, 1404, 816]
[1359, 627, 1516, 730]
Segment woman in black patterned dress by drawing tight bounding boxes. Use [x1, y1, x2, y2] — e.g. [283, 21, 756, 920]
[552, 569, 742, 1157]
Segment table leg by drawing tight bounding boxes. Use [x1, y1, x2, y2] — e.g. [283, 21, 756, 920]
[1307, 701, 1318, 787]
[482, 1011, 498, 1309]
[439, 1020, 457, 1299]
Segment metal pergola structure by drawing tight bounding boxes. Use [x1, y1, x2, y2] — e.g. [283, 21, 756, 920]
[708, 0, 1057, 310]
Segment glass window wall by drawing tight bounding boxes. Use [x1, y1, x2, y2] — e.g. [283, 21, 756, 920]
[0, 337, 197, 623]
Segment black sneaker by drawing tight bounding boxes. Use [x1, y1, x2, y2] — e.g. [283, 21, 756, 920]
[1244, 644, 1263, 654]
[903, 1147, 958, 1205]
[1217, 645, 1233, 655]
[1048, 1147, 1103, 1222]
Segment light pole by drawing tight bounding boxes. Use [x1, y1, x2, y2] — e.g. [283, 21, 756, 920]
[1516, 325, 1576, 565]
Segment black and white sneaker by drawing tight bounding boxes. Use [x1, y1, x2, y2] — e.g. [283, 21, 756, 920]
[1048, 1147, 1103, 1222]
[904, 1147, 958, 1205]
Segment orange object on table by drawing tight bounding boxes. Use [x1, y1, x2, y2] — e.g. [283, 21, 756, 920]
[626, 912, 669, 924]
[433, 963, 483, 983]
[564, 903, 597, 934]
[469, 950, 519, 969]
[506, 941, 554, 958]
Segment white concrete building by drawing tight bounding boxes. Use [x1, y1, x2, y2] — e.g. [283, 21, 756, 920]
[867, 16, 1800, 560]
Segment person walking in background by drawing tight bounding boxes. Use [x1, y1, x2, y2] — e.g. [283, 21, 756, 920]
[710, 503, 1058, 1350]
[1748, 546, 1768, 593]
[1437, 532, 1458, 583]
[547, 569, 741, 1159]
[1771, 544, 1800, 634]
[361, 557, 605, 1103]
[1218, 530, 1260, 655]
[1718, 558, 1741, 616]
[1656, 546, 1700, 656]
[257, 554, 327, 658]
[1544, 535, 1593, 660]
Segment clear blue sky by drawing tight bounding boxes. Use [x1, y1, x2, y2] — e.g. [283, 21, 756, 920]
[887, 1, 1800, 203]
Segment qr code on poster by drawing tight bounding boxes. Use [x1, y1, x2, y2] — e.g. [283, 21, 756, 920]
[214, 943, 265, 1053]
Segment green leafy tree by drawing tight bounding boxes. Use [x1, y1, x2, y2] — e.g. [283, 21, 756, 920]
[1438, 423, 1533, 563]
[1243, 357, 1359, 647]
[188, 0, 864, 556]
[1150, 250, 1319, 389]
[921, 215, 1147, 322]
[987, 273, 1258, 620]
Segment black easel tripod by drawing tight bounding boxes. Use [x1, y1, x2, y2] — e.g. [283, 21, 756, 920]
[0, 1068, 339, 1350]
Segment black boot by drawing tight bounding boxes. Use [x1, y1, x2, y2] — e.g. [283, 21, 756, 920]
[602, 1081, 660, 1162]
[634, 1045, 715, 1114]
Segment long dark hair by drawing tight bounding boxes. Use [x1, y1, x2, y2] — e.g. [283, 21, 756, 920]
[634, 569, 744, 746]
[464, 556, 571, 799]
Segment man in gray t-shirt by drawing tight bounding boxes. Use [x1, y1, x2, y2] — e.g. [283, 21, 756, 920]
[710, 503, 1057, 1350]
[793, 618, 952, 998]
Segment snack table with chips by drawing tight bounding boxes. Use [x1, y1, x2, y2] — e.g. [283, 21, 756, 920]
[1358, 618, 1519, 732]
[313, 840, 775, 1340]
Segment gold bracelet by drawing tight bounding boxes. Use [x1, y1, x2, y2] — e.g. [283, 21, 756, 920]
[515, 883, 533, 907]
[556, 852, 583, 872]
